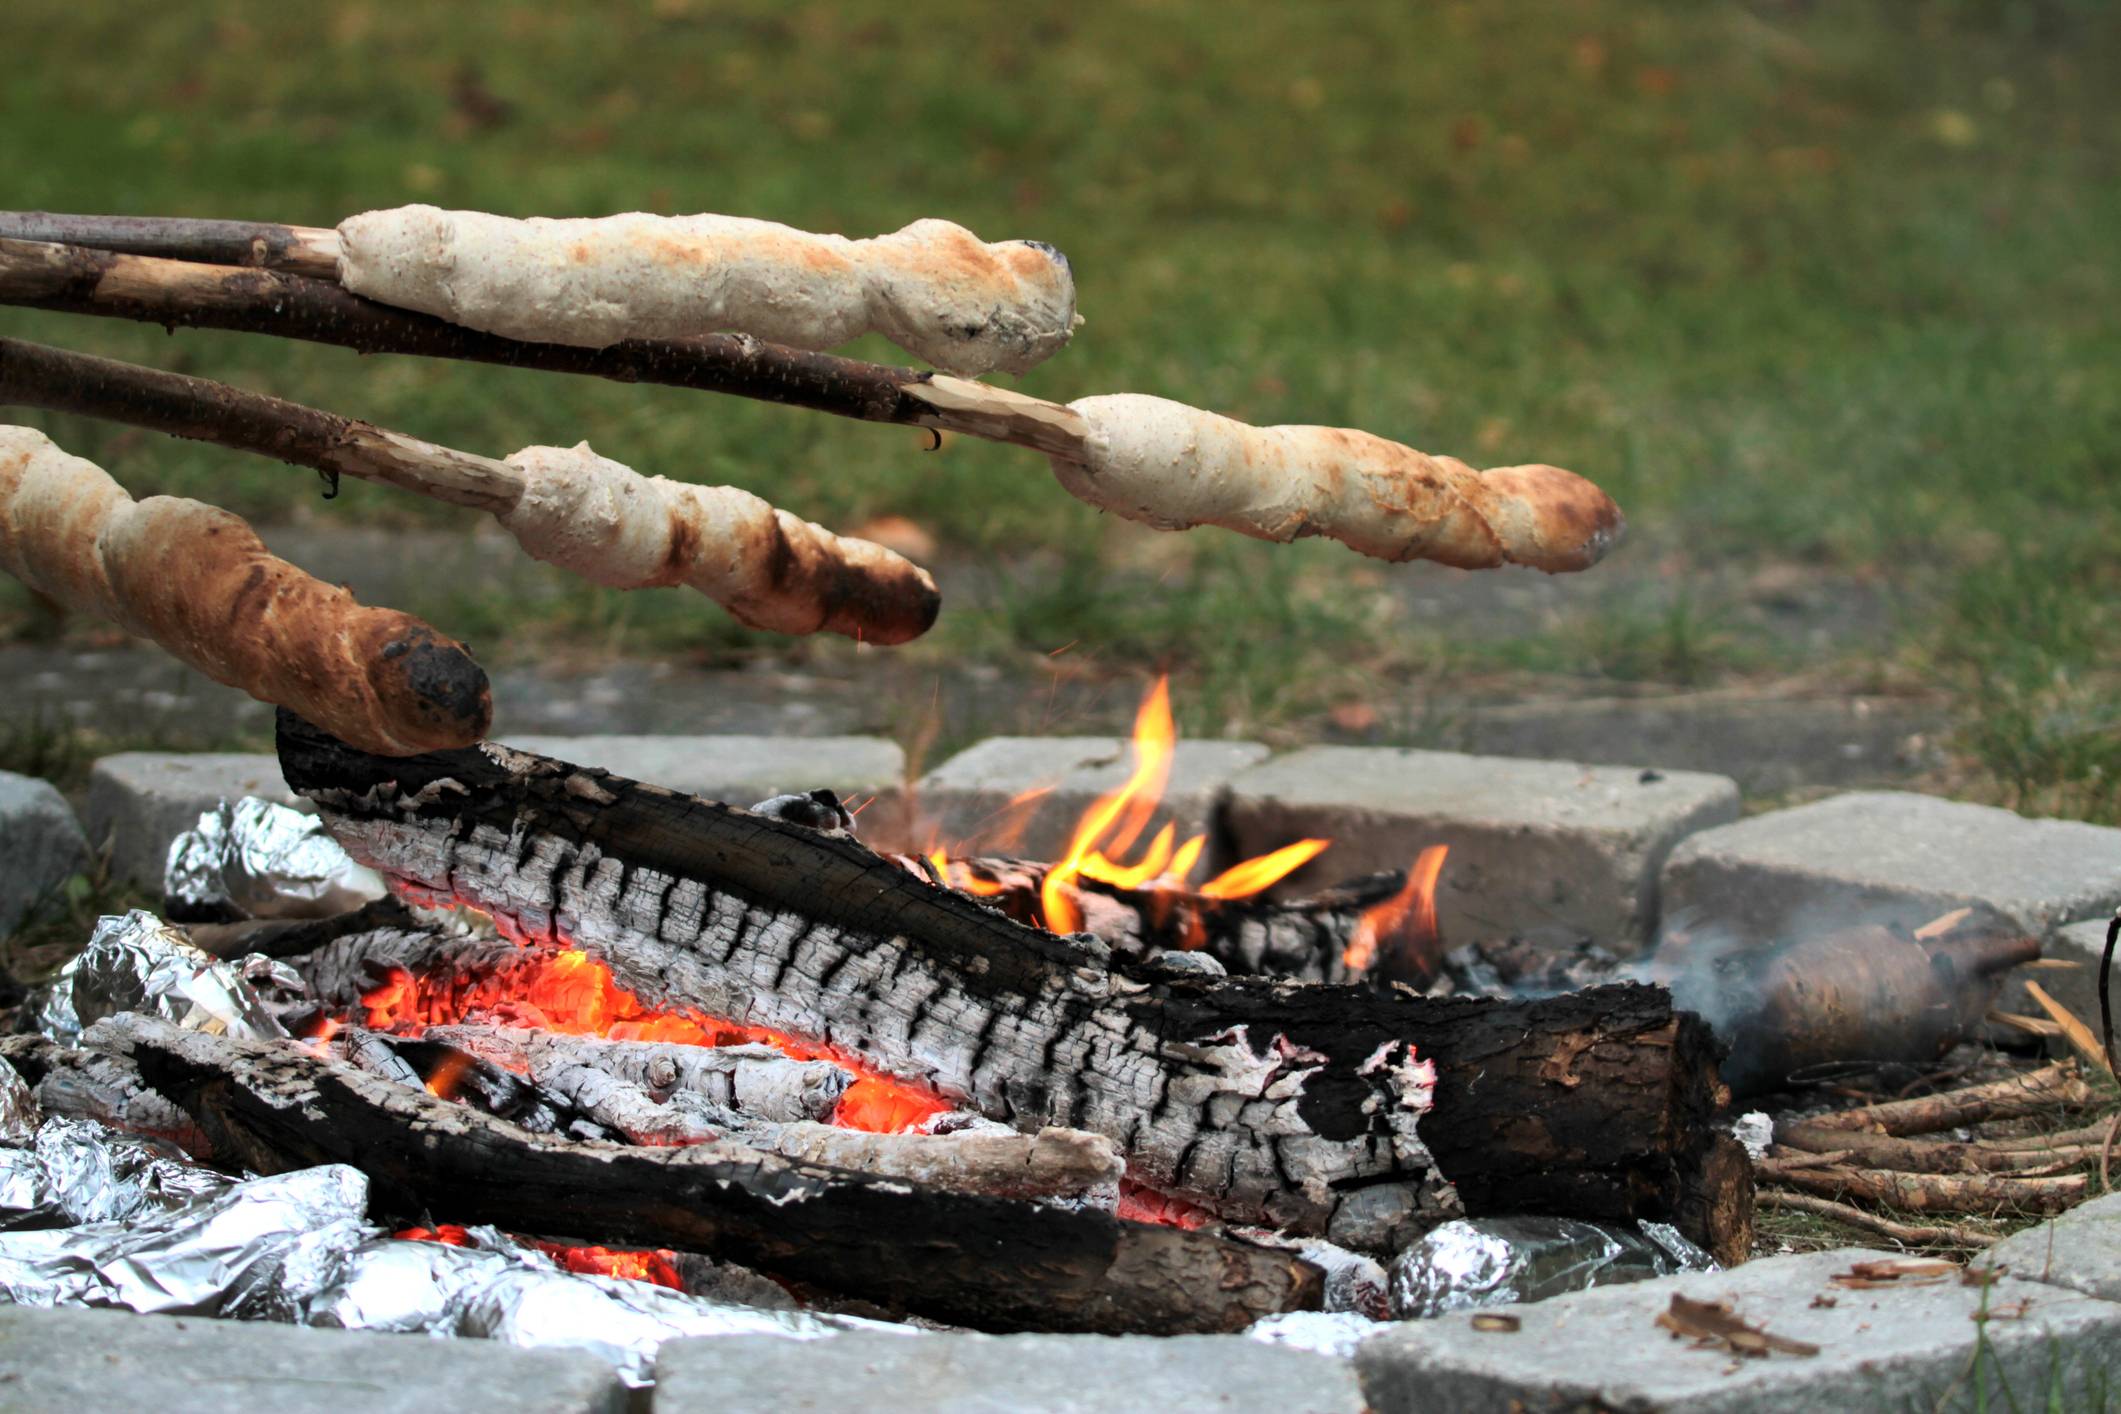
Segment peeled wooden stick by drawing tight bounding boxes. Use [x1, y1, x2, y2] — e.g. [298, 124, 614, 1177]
[0, 234, 1625, 573]
[0, 336, 940, 644]
[0, 425, 489, 756]
[0, 211, 340, 278]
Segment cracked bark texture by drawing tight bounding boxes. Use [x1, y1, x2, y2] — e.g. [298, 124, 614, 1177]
[276, 712, 1750, 1257]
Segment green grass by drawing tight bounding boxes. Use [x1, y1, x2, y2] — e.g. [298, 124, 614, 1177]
[3, 1, 2118, 804]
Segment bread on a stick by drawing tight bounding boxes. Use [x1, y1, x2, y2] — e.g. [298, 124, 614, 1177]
[498, 442, 939, 643]
[337, 206, 1079, 377]
[0, 426, 489, 755]
[1047, 395, 1622, 572]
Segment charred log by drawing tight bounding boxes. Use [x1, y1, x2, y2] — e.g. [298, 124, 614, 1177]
[98, 1014, 1319, 1333]
[276, 714, 1751, 1258]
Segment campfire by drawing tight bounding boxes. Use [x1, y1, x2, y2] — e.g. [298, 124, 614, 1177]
[1, 201, 2109, 1392]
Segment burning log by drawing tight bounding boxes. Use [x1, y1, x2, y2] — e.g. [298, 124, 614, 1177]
[0, 426, 490, 756]
[275, 713, 1751, 1259]
[0, 337, 939, 645]
[78, 1014, 1321, 1334]
[912, 852, 1407, 984]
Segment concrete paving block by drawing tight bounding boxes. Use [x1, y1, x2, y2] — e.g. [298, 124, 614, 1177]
[910, 737, 1271, 863]
[0, 1305, 626, 1413]
[1355, 1246, 2121, 1413]
[500, 734, 904, 806]
[1988, 1191, 2121, 1303]
[1660, 791, 2121, 944]
[1221, 748, 1739, 950]
[653, 1330, 1367, 1413]
[0, 770, 89, 934]
[85, 753, 301, 891]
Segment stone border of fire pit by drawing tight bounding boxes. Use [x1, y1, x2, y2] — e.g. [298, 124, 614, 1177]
[13, 736, 2121, 1410]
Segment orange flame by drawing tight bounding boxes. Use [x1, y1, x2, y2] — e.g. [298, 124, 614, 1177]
[1343, 844, 1450, 974]
[1025, 678, 1331, 933]
[360, 943, 950, 1134]
[396, 1226, 684, 1290]
[929, 849, 1006, 896]
[424, 1049, 476, 1101]
[1197, 838, 1331, 900]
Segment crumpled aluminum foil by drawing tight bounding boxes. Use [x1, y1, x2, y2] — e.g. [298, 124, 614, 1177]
[0, 1059, 35, 1145]
[36, 910, 291, 1045]
[0, 1163, 373, 1318]
[1389, 1216, 1717, 1320]
[306, 1225, 898, 1387]
[164, 796, 383, 921]
[0, 1113, 232, 1231]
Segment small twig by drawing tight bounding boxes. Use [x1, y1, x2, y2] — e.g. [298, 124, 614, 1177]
[2023, 980, 2113, 1076]
[0, 210, 339, 277]
[1799, 1062, 2094, 1137]
[2101, 1112, 2120, 1194]
[1758, 1189, 1998, 1249]
[1754, 1158, 2088, 1216]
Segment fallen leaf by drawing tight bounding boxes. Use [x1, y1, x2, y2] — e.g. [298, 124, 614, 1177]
[1809, 1295, 1837, 1309]
[1471, 1313, 1521, 1332]
[1655, 1295, 1819, 1359]
[1833, 1259, 1956, 1288]
[1329, 701, 1379, 733]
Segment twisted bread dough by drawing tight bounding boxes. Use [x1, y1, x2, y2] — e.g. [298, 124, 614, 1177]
[0, 426, 489, 755]
[1047, 395, 1622, 572]
[499, 442, 939, 643]
[337, 205, 1080, 377]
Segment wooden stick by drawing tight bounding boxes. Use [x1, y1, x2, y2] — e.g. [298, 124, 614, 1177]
[1771, 1128, 2104, 1175]
[0, 211, 340, 277]
[0, 235, 1041, 444]
[2023, 980, 2114, 1076]
[0, 336, 941, 645]
[1754, 1158, 2087, 1216]
[1757, 1189, 1999, 1248]
[1797, 1063, 2095, 1137]
[0, 234, 1624, 573]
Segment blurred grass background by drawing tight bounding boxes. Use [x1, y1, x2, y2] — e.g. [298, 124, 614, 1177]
[2, 0, 2118, 813]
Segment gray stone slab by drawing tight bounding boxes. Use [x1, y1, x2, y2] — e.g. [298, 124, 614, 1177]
[85, 752, 302, 891]
[499, 734, 904, 804]
[653, 1331, 1367, 1413]
[910, 737, 1270, 864]
[1660, 791, 2121, 944]
[0, 1304, 626, 1413]
[0, 770, 89, 934]
[1355, 1246, 2121, 1413]
[1988, 1191, 2121, 1303]
[1221, 748, 1739, 951]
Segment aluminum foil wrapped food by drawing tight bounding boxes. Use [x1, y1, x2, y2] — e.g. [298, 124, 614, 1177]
[0, 1164, 373, 1316]
[306, 1225, 899, 1387]
[0, 1058, 34, 1144]
[0, 1113, 232, 1230]
[35, 910, 290, 1044]
[164, 796, 384, 921]
[1389, 1216, 1716, 1320]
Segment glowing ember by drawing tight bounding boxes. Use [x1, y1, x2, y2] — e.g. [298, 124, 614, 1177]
[359, 943, 950, 1134]
[1343, 844, 1450, 975]
[396, 1225, 684, 1290]
[1115, 1181, 1214, 1230]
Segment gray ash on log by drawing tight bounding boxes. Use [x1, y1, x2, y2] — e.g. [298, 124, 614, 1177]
[272, 710, 1752, 1261]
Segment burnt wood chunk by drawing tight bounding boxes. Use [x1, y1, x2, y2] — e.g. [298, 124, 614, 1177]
[275, 712, 1751, 1259]
[85, 1016, 1316, 1333]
